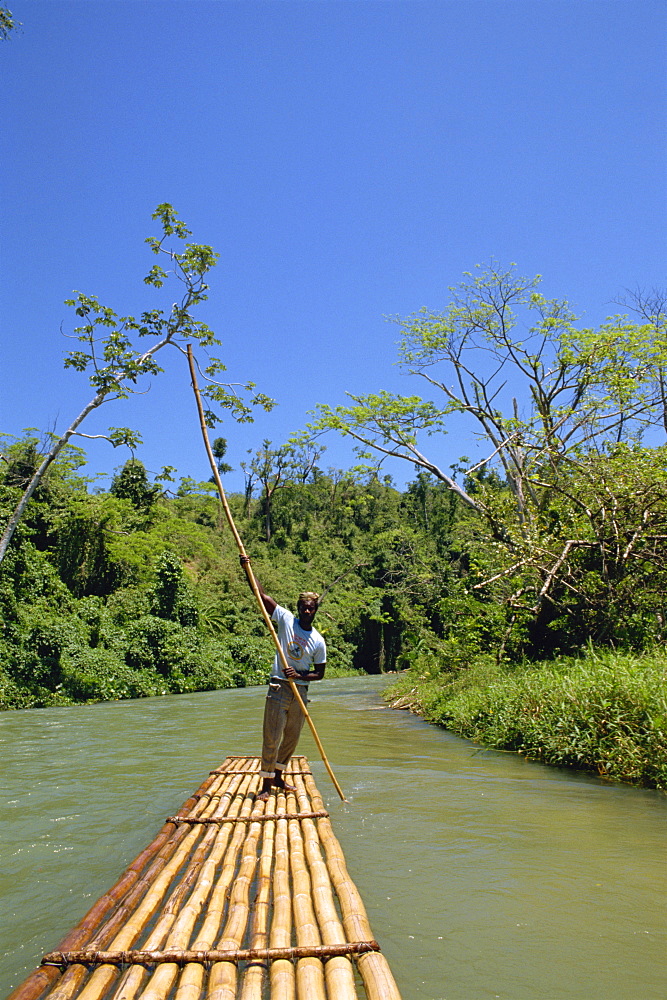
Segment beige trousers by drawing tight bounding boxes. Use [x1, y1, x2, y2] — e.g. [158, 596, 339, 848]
[260, 680, 308, 777]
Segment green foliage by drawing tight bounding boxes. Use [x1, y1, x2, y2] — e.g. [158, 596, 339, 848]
[0, 434, 89, 500]
[61, 648, 159, 702]
[149, 550, 198, 625]
[54, 496, 132, 597]
[306, 266, 667, 659]
[0, 205, 276, 566]
[0, 5, 19, 40]
[211, 437, 233, 477]
[3, 453, 421, 708]
[386, 649, 667, 789]
[110, 459, 160, 511]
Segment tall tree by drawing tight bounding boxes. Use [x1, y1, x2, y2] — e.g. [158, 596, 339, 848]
[307, 264, 667, 647]
[311, 266, 666, 517]
[110, 458, 159, 512]
[0, 205, 273, 564]
[248, 439, 295, 542]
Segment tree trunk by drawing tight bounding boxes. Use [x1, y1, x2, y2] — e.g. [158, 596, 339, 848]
[0, 390, 107, 564]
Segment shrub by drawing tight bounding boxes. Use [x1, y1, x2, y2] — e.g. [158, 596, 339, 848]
[61, 648, 161, 701]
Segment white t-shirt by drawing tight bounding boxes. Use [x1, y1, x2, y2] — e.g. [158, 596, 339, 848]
[270, 604, 326, 686]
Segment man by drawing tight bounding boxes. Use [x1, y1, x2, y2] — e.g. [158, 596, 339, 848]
[239, 555, 326, 801]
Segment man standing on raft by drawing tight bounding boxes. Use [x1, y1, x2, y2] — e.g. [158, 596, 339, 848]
[239, 556, 326, 801]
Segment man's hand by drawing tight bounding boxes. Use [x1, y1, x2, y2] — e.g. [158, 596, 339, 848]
[283, 664, 298, 679]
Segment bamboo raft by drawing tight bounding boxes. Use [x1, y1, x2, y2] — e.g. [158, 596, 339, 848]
[9, 756, 402, 1000]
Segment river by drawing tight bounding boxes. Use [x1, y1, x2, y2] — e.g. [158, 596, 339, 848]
[1, 674, 665, 999]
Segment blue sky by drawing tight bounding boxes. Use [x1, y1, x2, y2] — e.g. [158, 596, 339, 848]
[2, 0, 665, 495]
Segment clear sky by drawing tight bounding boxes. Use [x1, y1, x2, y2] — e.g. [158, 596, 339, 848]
[2, 0, 665, 495]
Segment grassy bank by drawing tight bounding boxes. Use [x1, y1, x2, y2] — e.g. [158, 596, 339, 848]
[385, 648, 667, 789]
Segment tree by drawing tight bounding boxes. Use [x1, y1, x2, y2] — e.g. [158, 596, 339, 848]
[150, 550, 198, 625]
[502, 444, 667, 650]
[614, 287, 667, 434]
[247, 439, 296, 542]
[312, 266, 666, 516]
[0, 204, 273, 564]
[239, 449, 259, 517]
[308, 264, 667, 651]
[110, 458, 160, 512]
[1, 438, 43, 492]
[210, 437, 233, 479]
[289, 442, 326, 484]
[0, 6, 20, 40]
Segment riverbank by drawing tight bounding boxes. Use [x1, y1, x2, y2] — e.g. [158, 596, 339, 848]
[385, 648, 667, 789]
[0, 661, 360, 711]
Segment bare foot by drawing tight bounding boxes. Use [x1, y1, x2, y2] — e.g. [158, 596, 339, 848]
[274, 780, 296, 793]
[256, 778, 272, 802]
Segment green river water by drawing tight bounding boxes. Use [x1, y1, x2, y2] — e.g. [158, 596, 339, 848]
[1, 674, 665, 999]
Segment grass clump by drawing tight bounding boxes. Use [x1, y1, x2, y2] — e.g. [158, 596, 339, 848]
[386, 649, 667, 789]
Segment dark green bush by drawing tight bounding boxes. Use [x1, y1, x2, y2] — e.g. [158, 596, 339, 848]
[61, 648, 161, 701]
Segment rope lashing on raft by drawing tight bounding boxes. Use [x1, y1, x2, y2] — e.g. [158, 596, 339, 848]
[42, 941, 382, 968]
[208, 755, 314, 777]
[209, 768, 314, 775]
[166, 809, 330, 824]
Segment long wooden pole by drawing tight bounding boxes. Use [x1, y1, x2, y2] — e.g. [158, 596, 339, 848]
[186, 346, 346, 802]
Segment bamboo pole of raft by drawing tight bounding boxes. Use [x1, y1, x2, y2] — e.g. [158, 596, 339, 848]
[103, 775, 251, 1000]
[62, 776, 242, 1000]
[116, 787, 253, 1000]
[300, 773, 402, 1000]
[159, 772, 259, 1000]
[286, 801, 326, 999]
[186, 344, 347, 803]
[5, 768, 224, 1000]
[106, 775, 247, 1000]
[206, 802, 266, 999]
[268, 792, 295, 1000]
[28, 801, 222, 1000]
[68, 770, 248, 1000]
[107, 821, 221, 1000]
[288, 779, 358, 999]
[239, 800, 276, 1000]
[169, 774, 262, 1000]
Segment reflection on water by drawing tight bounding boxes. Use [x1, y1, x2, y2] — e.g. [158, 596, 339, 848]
[1, 675, 666, 999]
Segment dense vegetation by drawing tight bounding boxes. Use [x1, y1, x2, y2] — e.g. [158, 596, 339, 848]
[0, 438, 471, 709]
[3, 428, 667, 788]
[2, 219, 666, 787]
